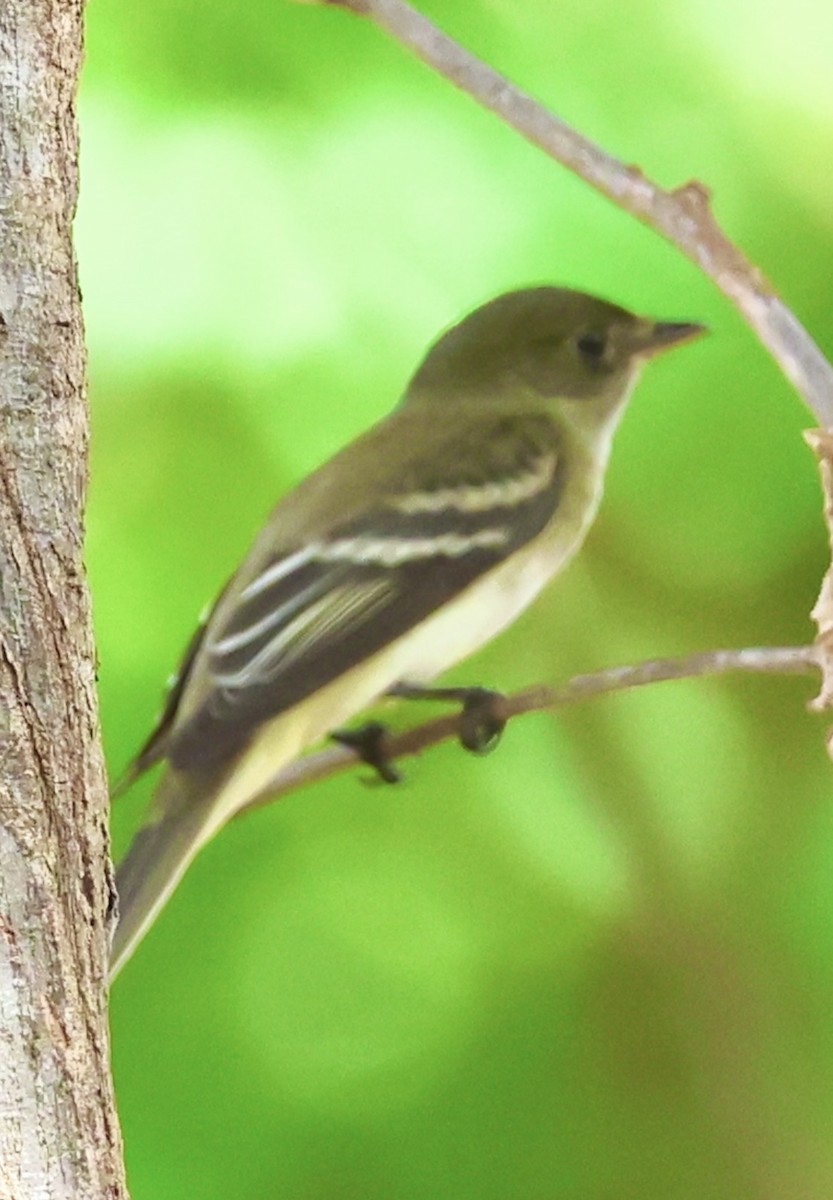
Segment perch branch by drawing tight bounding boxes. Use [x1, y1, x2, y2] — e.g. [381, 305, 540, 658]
[240, 644, 820, 814]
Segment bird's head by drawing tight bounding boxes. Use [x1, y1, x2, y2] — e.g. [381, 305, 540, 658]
[406, 287, 705, 422]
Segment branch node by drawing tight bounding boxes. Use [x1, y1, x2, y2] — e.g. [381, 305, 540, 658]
[672, 179, 713, 209]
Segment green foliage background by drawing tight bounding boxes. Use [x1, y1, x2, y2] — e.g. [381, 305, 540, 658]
[83, 1, 833, 1196]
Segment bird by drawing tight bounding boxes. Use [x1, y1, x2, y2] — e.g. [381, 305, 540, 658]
[110, 286, 704, 979]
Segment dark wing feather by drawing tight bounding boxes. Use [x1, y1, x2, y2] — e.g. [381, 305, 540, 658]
[165, 413, 563, 773]
[112, 576, 234, 792]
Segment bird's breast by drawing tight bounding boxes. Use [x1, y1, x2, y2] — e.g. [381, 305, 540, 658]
[400, 454, 607, 683]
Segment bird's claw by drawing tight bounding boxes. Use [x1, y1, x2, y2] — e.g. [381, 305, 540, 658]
[457, 687, 506, 754]
[331, 721, 402, 785]
[388, 681, 507, 756]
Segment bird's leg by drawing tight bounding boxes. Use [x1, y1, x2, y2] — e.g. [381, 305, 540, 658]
[388, 683, 507, 755]
[330, 721, 402, 785]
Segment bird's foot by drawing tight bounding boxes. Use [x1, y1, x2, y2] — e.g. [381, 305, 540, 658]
[331, 721, 402, 785]
[388, 683, 507, 755]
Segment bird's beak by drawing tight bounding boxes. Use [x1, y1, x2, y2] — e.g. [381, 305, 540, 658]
[635, 320, 708, 359]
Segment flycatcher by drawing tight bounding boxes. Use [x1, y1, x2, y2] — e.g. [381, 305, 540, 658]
[111, 286, 704, 978]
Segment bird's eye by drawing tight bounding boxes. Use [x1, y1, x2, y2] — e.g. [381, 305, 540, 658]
[575, 331, 607, 366]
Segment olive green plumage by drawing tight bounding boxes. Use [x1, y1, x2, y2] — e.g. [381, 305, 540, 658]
[110, 286, 703, 979]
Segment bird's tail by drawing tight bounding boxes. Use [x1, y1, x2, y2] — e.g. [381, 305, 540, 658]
[109, 769, 228, 982]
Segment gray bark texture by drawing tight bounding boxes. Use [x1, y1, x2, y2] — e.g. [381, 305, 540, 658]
[0, 1, 127, 1197]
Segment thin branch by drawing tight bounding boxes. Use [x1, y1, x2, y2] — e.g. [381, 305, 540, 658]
[239, 644, 820, 815]
[320, 0, 833, 425]
[805, 429, 833, 723]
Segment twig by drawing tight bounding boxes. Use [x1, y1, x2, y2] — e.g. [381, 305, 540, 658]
[805, 429, 833, 715]
[318, 0, 833, 426]
[239, 644, 820, 814]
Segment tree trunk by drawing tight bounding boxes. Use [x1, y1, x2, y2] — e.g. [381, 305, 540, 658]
[0, 1, 126, 1196]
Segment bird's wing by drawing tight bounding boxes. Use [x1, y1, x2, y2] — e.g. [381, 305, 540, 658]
[128, 410, 564, 779]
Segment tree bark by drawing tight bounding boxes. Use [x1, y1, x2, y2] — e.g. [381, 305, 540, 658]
[0, 2, 126, 1196]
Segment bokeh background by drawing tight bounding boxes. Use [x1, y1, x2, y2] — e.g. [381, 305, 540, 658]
[82, 1, 833, 1196]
